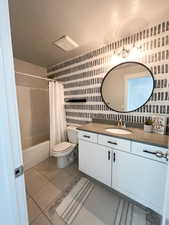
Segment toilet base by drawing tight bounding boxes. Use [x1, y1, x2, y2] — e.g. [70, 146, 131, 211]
[57, 151, 74, 168]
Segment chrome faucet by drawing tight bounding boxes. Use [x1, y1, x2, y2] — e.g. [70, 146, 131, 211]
[118, 119, 123, 127]
[118, 119, 126, 128]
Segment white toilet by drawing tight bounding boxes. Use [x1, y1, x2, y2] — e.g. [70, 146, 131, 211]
[52, 126, 78, 168]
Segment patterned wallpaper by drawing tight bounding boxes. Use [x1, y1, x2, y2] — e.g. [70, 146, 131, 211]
[47, 20, 169, 128]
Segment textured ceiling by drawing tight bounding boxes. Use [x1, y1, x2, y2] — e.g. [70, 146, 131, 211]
[9, 0, 169, 67]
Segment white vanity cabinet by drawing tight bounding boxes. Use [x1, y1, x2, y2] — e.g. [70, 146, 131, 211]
[78, 131, 112, 186]
[78, 130, 168, 214]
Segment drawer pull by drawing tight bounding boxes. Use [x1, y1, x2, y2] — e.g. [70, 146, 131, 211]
[83, 135, 90, 138]
[107, 141, 117, 145]
[143, 150, 164, 158]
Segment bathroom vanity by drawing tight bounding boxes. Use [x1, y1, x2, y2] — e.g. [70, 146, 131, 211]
[78, 122, 169, 214]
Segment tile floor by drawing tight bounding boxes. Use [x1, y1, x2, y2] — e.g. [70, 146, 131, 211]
[25, 157, 160, 225]
[25, 157, 80, 225]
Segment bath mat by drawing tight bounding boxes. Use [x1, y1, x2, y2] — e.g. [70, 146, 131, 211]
[56, 177, 94, 224]
[55, 177, 161, 225]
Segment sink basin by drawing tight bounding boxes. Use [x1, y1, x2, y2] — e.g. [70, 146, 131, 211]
[105, 128, 132, 135]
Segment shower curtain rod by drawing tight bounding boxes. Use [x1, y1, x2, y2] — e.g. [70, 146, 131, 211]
[15, 71, 54, 81]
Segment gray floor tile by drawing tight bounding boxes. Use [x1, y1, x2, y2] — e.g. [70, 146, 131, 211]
[51, 169, 75, 192]
[64, 162, 80, 177]
[25, 169, 48, 196]
[27, 198, 41, 224]
[34, 157, 59, 180]
[31, 213, 52, 225]
[32, 182, 61, 210]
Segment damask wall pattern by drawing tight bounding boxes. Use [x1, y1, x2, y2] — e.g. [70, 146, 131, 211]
[48, 21, 169, 127]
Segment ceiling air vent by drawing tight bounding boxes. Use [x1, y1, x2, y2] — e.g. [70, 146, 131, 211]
[53, 35, 79, 51]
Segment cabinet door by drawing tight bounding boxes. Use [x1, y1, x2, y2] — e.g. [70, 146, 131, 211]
[79, 139, 111, 186]
[112, 150, 167, 214]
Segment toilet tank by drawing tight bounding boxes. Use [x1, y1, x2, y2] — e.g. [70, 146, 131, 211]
[67, 126, 78, 144]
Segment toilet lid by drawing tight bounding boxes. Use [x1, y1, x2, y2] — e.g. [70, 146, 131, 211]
[53, 142, 73, 152]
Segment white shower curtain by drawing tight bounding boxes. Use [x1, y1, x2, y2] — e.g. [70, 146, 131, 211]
[49, 81, 66, 156]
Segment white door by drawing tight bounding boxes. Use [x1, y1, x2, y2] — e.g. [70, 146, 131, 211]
[0, 0, 28, 225]
[79, 140, 112, 186]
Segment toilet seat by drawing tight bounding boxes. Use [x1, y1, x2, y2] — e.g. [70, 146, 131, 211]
[52, 142, 76, 157]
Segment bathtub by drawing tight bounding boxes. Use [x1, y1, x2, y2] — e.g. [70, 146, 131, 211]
[23, 140, 50, 170]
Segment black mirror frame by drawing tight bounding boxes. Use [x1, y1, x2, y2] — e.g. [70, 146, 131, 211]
[100, 61, 155, 113]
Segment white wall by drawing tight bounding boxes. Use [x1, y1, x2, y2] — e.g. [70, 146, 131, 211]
[14, 58, 50, 150]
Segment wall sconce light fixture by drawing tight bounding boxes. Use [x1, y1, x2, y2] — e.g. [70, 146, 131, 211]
[110, 44, 142, 65]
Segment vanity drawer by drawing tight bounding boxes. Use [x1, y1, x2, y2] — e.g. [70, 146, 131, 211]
[131, 142, 168, 163]
[98, 135, 131, 152]
[78, 131, 98, 143]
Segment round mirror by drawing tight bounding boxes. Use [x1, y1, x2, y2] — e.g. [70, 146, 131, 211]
[101, 61, 154, 112]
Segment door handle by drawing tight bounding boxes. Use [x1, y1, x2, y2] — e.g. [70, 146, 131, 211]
[15, 165, 24, 178]
[108, 151, 110, 160]
[113, 152, 116, 162]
